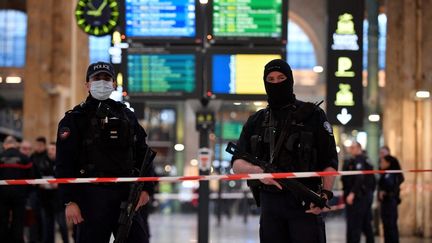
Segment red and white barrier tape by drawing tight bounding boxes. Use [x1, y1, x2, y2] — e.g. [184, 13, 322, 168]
[1, 169, 431, 186]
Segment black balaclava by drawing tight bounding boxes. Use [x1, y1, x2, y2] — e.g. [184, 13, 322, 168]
[263, 59, 296, 109]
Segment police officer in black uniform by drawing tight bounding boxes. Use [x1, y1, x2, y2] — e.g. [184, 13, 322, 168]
[55, 62, 155, 243]
[0, 136, 33, 243]
[378, 155, 404, 243]
[231, 59, 338, 243]
[341, 142, 375, 243]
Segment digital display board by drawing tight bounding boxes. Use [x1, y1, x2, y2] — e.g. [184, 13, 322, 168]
[207, 0, 288, 44]
[124, 0, 201, 42]
[221, 122, 243, 140]
[326, 0, 364, 127]
[124, 48, 202, 99]
[206, 47, 285, 100]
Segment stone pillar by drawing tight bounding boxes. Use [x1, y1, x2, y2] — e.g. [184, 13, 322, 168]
[24, 0, 88, 142]
[384, 0, 432, 237]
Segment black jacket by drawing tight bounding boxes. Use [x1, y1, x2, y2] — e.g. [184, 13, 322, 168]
[55, 96, 155, 204]
[0, 147, 33, 199]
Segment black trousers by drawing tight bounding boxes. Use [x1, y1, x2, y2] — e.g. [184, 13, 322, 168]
[381, 197, 399, 243]
[74, 185, 149, 243]
[0, 196, 26, 243]
[346, 192, 374, 243]
[259, 190, 326, 243]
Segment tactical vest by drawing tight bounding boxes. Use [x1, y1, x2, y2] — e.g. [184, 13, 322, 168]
[76, 102, 135, 177]
[250, 102, 321, 189]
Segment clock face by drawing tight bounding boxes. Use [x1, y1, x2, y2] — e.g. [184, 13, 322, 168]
[75, 0, 119, 36]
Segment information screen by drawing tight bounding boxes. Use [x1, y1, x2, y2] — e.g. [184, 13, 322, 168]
[125, 0, 196, 38]
[126, 53, 198, 98]
[210, 53, 282, 98]
[212, 0, 283, 38]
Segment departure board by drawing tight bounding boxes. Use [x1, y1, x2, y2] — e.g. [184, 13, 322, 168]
[127, 54, 196, 96]
[211, 54, 281, 96]
[125, 0, 196, 38]
[212, 0, 283, 38]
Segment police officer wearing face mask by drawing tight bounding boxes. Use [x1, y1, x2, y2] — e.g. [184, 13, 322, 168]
[55, 62, 155, 243]
[231, 59, 338, 243]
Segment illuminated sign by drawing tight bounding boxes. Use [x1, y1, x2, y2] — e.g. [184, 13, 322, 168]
[212, 0, 282, 37]
[207, 0, 288, 44]
[210, 52, 282, 97]
[326, 0, 364, 127]
[124, 0, 197, 39]
[124, 48, 202, 99]
[331, 13, 360, 51]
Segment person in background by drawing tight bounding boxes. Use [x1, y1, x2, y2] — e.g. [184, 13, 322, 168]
[29, 136, 51, 243]
[39, 142, 69, 243]
[19, 140, 33, 157]
[379, 155, 404, 243]
[341, 142, 375, 243]
[0, 136, 33, 243]
[379, 146, 391, 161]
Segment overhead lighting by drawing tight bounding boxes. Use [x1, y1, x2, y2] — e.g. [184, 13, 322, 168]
[253, 101, 263, 106]
[416, 90, 430, 99]
[343, 140, 353, 147]
[0, 76, 2, 83]
[174, 143, 185, 152]
[368, 114, 380, 122]
[233, 102, 241, 106]
[313, 66, 324, 73]
[6, 76, 22, 84]
[200, 0, 208, 4]
[190, 159, 198, 166]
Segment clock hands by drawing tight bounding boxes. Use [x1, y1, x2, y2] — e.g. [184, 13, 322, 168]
[87, 0, 107, 17]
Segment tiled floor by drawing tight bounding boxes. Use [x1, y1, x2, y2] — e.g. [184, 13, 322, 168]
[147, 213, 432, 243]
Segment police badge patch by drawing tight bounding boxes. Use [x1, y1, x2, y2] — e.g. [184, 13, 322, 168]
[58, 127, 71, 140]
[323, 121, 334, 136]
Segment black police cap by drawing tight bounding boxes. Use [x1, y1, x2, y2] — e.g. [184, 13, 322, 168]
[86, 62, 115, 82]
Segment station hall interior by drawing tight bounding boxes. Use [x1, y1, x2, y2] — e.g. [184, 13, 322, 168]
[1, 0, 432, 242]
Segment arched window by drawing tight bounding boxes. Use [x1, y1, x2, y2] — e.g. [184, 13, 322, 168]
[287, 20, 317, 70]
[0, 10, 27, 67]
[363, 14, 387, 70]
[89, 35, 111, 64]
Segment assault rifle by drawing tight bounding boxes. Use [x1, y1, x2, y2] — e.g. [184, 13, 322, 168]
[226, 142, 329, 209]
[114, 147, 156, 243]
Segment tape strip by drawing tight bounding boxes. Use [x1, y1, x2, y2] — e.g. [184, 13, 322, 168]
[1, 169, 431, 186]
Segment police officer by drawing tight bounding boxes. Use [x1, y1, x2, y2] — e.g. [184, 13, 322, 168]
[341, 142, 375, 243]
[231, 59, 338, 243]
[378, 155, 404, 243]
[55, 62, 155, 243]
[0, 136, 33, 243]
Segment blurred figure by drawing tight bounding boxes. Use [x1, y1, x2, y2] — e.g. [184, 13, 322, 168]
[39, 142, 69, 243]
[341, 142, 375, 243]
[378, 155, 404, 243]
[29, 136, 51, 243]
[0, 136, 33, 243]
[379, 146, 391, 161]
[19, 140, 33, 157]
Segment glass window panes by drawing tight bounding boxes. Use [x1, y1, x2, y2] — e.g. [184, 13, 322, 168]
[287, 20, 317, 70]
[363, 14, 387, 70]
[89, 35, 111, 63]
[0, 10, 27, 67]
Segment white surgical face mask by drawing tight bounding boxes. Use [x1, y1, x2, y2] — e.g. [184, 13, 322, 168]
[90, 80, 114, 100]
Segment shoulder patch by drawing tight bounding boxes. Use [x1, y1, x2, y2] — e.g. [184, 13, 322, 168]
[58, 127, 71, 140]
[323, 121, 334, 136]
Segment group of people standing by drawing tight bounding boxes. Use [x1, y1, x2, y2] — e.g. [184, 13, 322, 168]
[342, 143, 404, 243]
[0, 135, 69, 243]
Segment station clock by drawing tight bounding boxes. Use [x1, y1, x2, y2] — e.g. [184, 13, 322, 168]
[75, 0, 119, 36]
